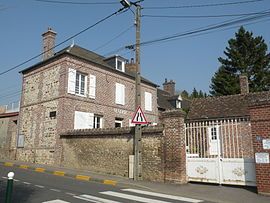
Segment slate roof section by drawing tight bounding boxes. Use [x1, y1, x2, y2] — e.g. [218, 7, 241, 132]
[187, 91, 270, 121]
[157, 89, 174, 110]
[20, 45, 158, 87]
[157, 89, 191, 111]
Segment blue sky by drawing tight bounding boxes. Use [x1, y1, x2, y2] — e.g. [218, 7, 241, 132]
[0, 0, 270, 106]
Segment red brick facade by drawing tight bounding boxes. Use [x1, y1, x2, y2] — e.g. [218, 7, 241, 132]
[249, 102, 270, 195]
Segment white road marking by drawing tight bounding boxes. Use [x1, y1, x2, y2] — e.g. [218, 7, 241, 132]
[50, 189, 61, 192]
[65, 192, 76, 196]
[35, 184, 45, 188]
[74, 194, 121, 203]
[100, 191, 171, 203]
[122, 189, 203, 203]
[2, 176, 7, 179]
[23, 182, 31, 185]
[13, 179, 19, 182]
[42, 200, 70, 203]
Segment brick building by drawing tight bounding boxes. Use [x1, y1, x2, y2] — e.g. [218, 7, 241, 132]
[16, 28, 159, 165]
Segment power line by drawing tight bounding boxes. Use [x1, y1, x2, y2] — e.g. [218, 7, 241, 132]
[93, 25, 134, 52]
[34, 0, 118, 5]
[142, 11, 270, 19]
[124, 11, 270, 49]
[0, 6, 128, 77]
[143, 0, 265, 10]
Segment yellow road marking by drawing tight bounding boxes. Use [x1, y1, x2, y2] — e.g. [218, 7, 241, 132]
[53, 171, 65, 176]
[35, 168, 45, 172]
[4, 162, 13, 167]
[19, 165, 29, 169]
[76, 175, 90, 181]
[103, 180, 117, 186]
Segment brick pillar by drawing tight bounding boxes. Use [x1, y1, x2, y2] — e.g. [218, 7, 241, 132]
[249, 102, 270, 196]
[161, 110, 187, 184]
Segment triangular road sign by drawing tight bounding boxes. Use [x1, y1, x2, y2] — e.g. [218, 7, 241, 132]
[131, 106, 148, 124]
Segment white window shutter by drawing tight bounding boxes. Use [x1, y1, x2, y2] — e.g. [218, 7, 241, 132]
[116, 83, 125, 105]
[145, 92, 152, 111]
[88, 113, 94, 129]
[89, 74, 96, 99]
[68, 68, 76, 94]
[74, 111, 94, 129]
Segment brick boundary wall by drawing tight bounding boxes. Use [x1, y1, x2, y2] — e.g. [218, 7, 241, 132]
[60, 109, 187, 184]
[249, 101, 270, 196]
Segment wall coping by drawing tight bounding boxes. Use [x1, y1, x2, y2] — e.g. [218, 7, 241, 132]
[60, 125, 164, 138]
[160, 109, 185, 119]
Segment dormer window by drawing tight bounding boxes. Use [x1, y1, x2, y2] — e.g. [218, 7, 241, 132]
[116, 58, 125, 72]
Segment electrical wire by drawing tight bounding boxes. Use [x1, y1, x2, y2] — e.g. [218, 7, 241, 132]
[93, 25, 134, 52]
[0, 6, 128, 77]
[34, 0, 118, 5]
[143, 0, 265, 10]
[142, 11, 270, 19]
[138, 11, 270, 47]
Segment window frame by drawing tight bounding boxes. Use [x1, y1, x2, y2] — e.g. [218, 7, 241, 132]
[115, 83, 125, 105]
[75, 71, 87, 97]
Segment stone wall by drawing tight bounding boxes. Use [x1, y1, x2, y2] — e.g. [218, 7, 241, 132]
[249, 101, 270, 195]
[60, 126, 164, 181]
[61, 110, 186, 183]
[0, 113, 18, 160]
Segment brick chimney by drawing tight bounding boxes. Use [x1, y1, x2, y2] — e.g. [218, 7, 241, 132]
[125, 58, 136, 73]
[239, 75, 249, 94]
[163, 79, 175, 96]
[42, 27, 57, 61]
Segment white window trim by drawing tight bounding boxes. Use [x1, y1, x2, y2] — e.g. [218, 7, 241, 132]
[115, 119, 123, 128]
[116, 58, 125, 72]
[75, 72, 87, 97]
[145, 92, 152, 111]
[115, 83, 125, 105]
[94, 115, 103, 129]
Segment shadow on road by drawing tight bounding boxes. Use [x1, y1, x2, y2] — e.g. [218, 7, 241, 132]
[0, 180, 36, 203]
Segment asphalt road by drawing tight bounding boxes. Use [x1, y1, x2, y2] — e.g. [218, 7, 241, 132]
[0, 166, 206, 203]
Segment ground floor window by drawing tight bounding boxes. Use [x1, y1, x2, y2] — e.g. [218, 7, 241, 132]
[115, 118, 123, 128]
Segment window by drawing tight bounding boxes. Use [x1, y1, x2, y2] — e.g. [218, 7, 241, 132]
[75, 72, 87, 96]
[176, 100, 181, 109]
[49, 111, 56, 118]
[116, 58, 125, 72]
[115, 83, 125, 105]
[115, 118, 123, 128]
[211, 127, 217, 140]
[94, 115, 103, 129]
[145, 92, 152, 111]
[68, 68, 87, 97]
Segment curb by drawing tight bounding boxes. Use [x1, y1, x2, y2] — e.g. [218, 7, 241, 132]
[1, 161, 117, 186]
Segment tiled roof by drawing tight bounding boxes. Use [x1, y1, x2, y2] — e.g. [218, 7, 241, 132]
[187, 91, 270, 121]
[20, 45, 158, 87]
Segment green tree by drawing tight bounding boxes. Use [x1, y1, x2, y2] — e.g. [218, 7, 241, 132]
[181, 90, 189, 98]
[210, 26, 270, 96]
[191, 88, 199, 98]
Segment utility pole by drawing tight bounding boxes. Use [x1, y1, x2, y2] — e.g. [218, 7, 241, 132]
[134, 4, 142, 181]
[119, 0, 142, 180]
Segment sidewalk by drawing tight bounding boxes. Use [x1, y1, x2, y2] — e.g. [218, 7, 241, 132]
[1, 159, 270, 203]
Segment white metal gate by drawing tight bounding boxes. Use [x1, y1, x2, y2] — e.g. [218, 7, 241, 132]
[186, 119, 256, 186]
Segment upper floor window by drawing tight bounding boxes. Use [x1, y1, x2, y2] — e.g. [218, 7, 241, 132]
[75, 72, 86, 96]
[115, 83, 125, 105]
[145, 92, 152, 111]
[68, 68, 96, 99]
[116, 58, 125, 72]
[176, 100, 181, 109]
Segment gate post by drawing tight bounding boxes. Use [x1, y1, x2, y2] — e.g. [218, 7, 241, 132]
[249, 100, 270, 196]
[161, 110, 187, 184]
